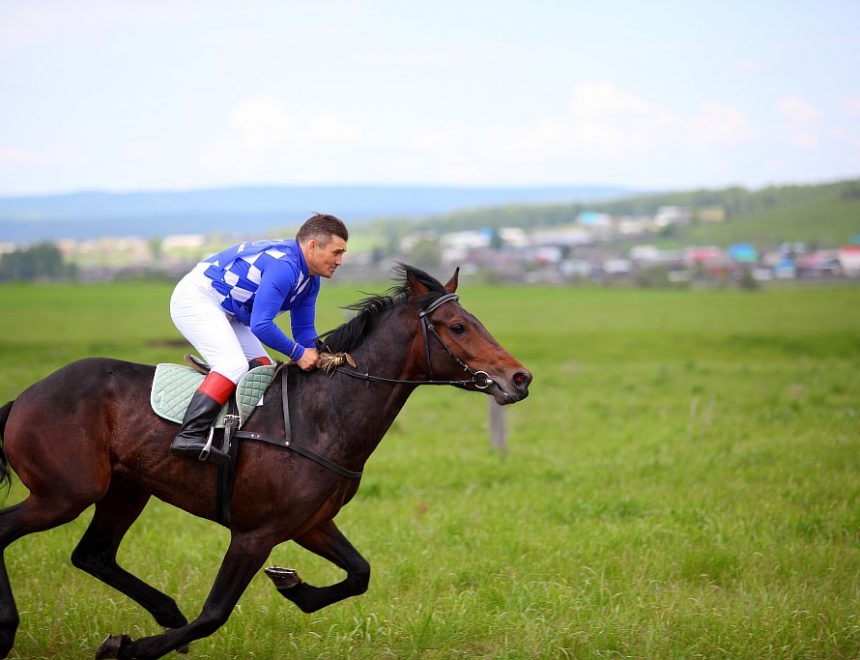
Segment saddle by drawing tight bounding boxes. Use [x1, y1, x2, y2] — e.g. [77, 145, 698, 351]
[150, 361, 277, 428]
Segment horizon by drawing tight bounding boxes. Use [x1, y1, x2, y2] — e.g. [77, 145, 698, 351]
[1, 176, 857, 204]
[2, 2, 859, 197]
[0, 181, 636, 201]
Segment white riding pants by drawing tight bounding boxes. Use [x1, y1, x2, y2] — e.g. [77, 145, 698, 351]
[170, 264, 271, 384]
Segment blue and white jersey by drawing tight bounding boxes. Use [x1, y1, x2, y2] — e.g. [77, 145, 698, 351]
[200, 239, 319, 359]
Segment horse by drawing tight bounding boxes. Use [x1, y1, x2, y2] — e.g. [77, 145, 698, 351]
[0, 264, 531, 659]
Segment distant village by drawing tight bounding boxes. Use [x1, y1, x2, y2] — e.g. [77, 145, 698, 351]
[416, 206, 860, 286]
[2, 204, 860, 286]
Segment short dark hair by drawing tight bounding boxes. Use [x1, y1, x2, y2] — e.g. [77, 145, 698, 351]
[296, 213, 349, 246]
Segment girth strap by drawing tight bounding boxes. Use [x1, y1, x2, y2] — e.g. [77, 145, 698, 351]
[215, 400, 241, 526]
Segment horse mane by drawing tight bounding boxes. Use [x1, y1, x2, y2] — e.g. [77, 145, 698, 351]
[317, 263, 447, 353]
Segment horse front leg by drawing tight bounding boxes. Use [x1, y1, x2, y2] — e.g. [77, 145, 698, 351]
[97, 532, 271, 660]
[267, 520, 370, 613]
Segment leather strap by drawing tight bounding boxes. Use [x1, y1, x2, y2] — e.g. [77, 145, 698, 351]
[215, 400, 240, 526]
[233, 367, 362, 479]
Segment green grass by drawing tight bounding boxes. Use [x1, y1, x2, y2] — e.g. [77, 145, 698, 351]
[1, 280, 859, 658]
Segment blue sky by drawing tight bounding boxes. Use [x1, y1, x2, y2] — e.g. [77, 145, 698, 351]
[1, 0, 858, 195]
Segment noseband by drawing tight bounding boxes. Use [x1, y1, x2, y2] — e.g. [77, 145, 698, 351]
[334, 293, 494, 389]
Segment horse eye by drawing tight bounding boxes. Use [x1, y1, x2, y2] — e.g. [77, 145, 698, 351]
[450, 323, 466, 335]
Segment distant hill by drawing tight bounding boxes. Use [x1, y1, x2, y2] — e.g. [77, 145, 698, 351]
[4, 180, 856, 249]
[0, 184, 632, 243]
[406, 178, 860, 249]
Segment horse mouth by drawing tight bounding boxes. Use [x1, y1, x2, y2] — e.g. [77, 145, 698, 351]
[490, 369, 531, 404]
[493, 387, 528, 405]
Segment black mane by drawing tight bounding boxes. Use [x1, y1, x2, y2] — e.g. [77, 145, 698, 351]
[317, 264, 447, 353]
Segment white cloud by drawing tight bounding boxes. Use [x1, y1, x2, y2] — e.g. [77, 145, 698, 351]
[438, 82, 770, 187]
[568, 82, 675, 147]
[568, 82, 655, 119]
[685, 102, 758, 147]
[408, 129, 465, 153]
[484, 83, 757, 164]
[367, 82, 767, 187]
[779, 95, 820, 123]
[197, 95, 363, 182]
[228, 96, 301, 149]
[778, 95, 820, 148]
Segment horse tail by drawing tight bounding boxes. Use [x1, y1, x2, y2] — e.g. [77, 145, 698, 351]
[0, 401, 14, 491]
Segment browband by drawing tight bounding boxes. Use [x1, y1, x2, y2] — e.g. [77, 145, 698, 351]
[419, 293, 459, 317]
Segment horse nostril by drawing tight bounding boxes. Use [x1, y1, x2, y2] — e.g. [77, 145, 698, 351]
[512, 370, 532, 390]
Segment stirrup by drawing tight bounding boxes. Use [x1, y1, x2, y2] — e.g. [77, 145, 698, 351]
[197, 421, 233, 465]
[198, 426, 217, 462]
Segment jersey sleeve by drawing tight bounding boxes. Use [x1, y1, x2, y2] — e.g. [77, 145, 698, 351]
[289, 278, 319, 349]
[249, 260, 305, 359]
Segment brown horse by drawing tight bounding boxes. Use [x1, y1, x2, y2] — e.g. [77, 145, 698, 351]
[0, 265, 531, 659]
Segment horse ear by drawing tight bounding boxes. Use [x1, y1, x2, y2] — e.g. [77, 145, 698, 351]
[444, 267, 459, 293]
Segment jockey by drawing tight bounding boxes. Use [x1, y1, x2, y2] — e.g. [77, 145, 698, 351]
[168, 213, 348, 464]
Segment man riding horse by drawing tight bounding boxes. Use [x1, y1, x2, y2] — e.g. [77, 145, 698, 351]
[169, 213, 349, 464]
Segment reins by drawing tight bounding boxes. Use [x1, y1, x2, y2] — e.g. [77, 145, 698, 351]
[331, 293, 494, 390]
[233, 292, 493, 485]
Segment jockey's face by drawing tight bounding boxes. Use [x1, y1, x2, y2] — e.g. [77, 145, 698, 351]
[305, 235, 347, 278]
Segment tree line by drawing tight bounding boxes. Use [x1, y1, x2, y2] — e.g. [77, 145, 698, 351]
[0, 243, 78, 281]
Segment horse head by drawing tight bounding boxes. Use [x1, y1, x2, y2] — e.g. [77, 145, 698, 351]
[317, 264, 532, 404]
[403, 266, 532, 404]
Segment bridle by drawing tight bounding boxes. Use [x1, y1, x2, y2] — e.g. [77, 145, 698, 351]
[333, 292, 494, 389]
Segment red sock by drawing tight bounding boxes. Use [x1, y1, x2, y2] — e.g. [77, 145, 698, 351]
[198, 371, 236, 405]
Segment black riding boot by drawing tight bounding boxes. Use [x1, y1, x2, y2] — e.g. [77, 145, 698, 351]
[170, 389, 230, 465]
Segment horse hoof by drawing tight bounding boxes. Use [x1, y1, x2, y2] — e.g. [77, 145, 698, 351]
[95, 634, 130, 659]
[264, 566, 302, 590]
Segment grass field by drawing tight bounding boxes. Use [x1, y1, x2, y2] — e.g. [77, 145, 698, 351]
[0, 279, 859, 659]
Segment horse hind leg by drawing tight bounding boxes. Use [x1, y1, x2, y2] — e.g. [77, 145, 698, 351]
[0, 503, 28, 659]
[0, 555, 17, 660]
[70, 477, 188, 632]
[0, 493, 94, 657]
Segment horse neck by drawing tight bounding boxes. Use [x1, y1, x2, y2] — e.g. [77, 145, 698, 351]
[352, 305, 425, 380]
[346, 304, 425, 405]
[308, 305, 426, 466]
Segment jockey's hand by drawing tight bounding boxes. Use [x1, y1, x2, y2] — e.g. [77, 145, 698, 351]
[296, 347, 319, 371]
